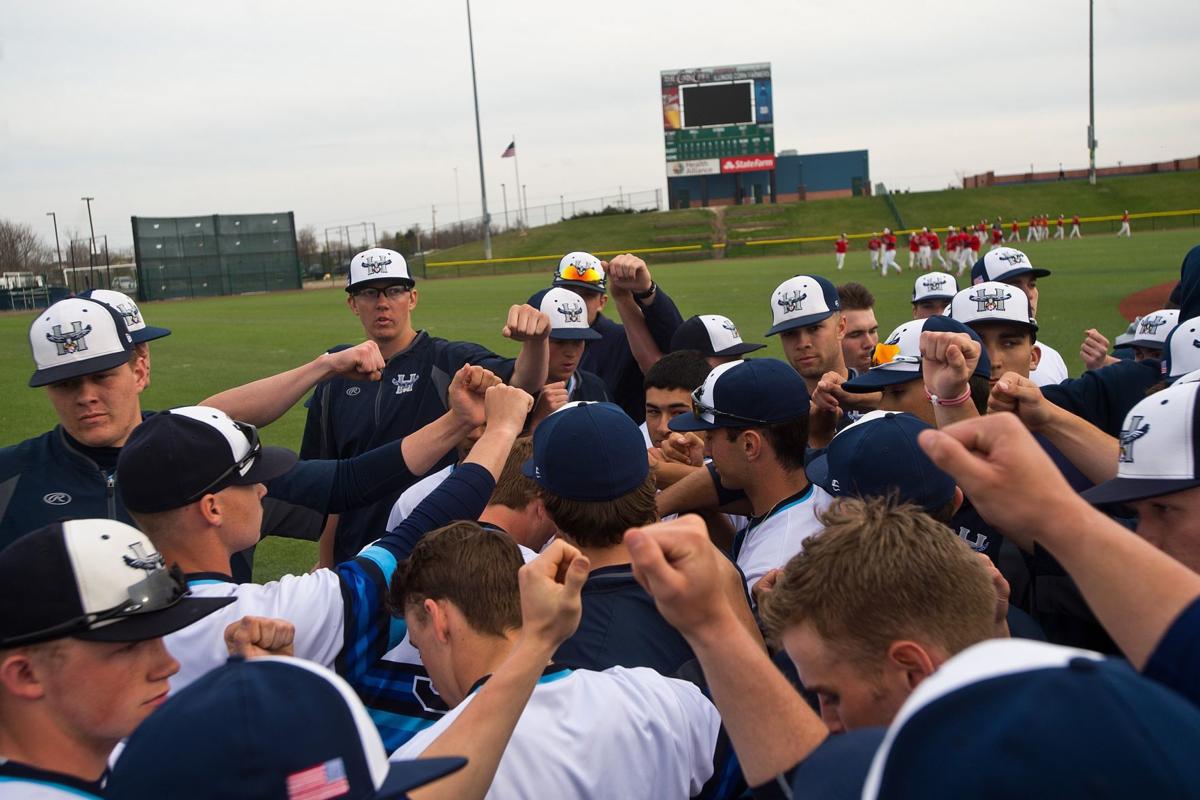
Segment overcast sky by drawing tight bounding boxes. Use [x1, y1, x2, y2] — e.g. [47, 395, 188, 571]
[2, 0, 1197, 249]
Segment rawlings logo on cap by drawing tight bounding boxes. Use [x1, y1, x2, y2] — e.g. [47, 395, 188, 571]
[123, 541, 165, 572]
[777, 290, 807, 314]
[360, 254, 392, 275]
[1118, 415, 1150, 463]
[46, 322, 93, 356]
[970, 288, 1012, 312]
[1138, 315, 1169, 336]
[555, 301, 584, 323]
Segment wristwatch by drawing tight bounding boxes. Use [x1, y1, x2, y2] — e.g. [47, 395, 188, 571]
[632, 281, 657, 302]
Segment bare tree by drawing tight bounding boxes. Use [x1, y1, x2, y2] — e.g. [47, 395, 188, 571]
[0, 219, 50, 274]
[296, 225, 320, 265]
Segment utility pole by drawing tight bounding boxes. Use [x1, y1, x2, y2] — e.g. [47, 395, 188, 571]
[1088, 0, 1097, 185]
[501, 183, 509, 230]
[465, 0, 492, 259]
[81, 196, 97, 288]
[46, 212, 63, 272]
[432, 205, 438, 249]
[522, 185, 528, 228]
[454, 166, 462, 223]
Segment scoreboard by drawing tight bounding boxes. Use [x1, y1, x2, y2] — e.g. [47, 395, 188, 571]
[662, 62, 775, 177]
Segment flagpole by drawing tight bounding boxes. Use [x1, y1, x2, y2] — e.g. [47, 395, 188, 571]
[511, 134, 524, 229]
[465, 0, 492, 259]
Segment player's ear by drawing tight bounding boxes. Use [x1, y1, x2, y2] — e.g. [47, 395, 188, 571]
[886, 640, 937, 690]
[0, 651, 49, 701]
[1030, 342, 1042, 370]
[951, 486, 964, 516]
[408, 288, 419, 310]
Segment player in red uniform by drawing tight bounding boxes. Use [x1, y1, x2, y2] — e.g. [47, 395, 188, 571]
[1055, 214, 1065, 240]
[835, 233, 849, 270]
[990, 224, 1003, 249]
[881, 228, 900, 275]
[1069, 213, 1082, 239]
[928, 227, 946, 267]
[1118, 209, 1132, 237]
[1026, 215, 1037, 242]
[868, 234, 882, 270]
[908, 230, 922, 269]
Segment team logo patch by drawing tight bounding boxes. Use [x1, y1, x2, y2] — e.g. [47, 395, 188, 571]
[720, 319, 740, 338]
[392, 373, 419, 395]
[1138, 315, 1169, 336]
[1118, 415, 1150, 463]
[923, 275, 948, 290]
[555, 300, 584, 323]
[884, 330, 903, 346]
[345, 386, 361, 397]
[412, 675, 449, 714]
[123, 541, 166, 572]
[957, 526, 990, 552]
[995, 251, 1026, 266]
[115, 302, 141, 327]
[360, 253, 392, 275]
[46, 321, 93, 356]
[969, 288, 1011, 312]
[777, 289, 807, 314]
[42, 492, 71, 506]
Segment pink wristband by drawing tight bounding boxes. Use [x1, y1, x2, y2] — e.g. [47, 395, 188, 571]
[924, 386, 973, 407]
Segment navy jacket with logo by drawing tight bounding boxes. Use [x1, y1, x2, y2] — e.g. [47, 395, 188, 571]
[301, 331, 513, 563]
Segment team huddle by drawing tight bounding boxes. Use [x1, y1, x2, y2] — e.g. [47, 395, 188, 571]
[2, 238, 1200, 799]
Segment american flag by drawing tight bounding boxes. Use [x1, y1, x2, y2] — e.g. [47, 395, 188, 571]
[501, 141, 516, 158]
[286, 758, 350, 800]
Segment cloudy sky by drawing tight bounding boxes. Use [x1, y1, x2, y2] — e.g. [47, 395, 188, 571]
[2, 0, 1197, 249]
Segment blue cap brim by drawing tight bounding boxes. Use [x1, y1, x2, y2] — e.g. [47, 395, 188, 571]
[377, 756, 467, 798]
[29, 349, 133, 388]
[667, 413, 721, 432]
[714, 342, 766, 356]
[806, 452, 831, 492]
[1081, 475, 1200, 506]
[520, 457, 539, 482]
[130, 326, 172, 343]
[990, 267, 1052, 283]
[550, 328, 601, 341]
[842, 368, 920, 393]
[765, 310, 834, 337]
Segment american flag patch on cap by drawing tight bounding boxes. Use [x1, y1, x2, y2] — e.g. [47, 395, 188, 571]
[287, 758, 349, 800]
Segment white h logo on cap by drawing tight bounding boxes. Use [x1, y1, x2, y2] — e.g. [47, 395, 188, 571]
[46, 322, 93, 356]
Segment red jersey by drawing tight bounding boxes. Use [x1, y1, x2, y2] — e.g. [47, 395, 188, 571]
[909, 235, 921, 252]
[1122, 211, 1130, 222]
[929, 232, 941, 250]
[835, 239, 849, 254]
[991, 228, 1003, 244]
[1010, 221, 1019, 233]
[868, 238, 881, 251]
[1073, 215, 1080, 225]
[883, 233, 897, 250]
[969, 233, 982, 252]
[947, 233, 960, 251]
[1057, 216, 1064, 228]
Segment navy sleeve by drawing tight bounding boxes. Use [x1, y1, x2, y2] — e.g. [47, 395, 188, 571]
[1143, 597, 1200, 708]
[375, 462, 495, 561]
[264, 441, 418, 514]
[299, 382, 328, 461]
[749, 728, 886, 800]
[639, 284, 685, 353]
[1041, 359, 1162, 436]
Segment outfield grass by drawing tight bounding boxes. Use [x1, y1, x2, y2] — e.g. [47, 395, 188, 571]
[3, 228, 1196, 581]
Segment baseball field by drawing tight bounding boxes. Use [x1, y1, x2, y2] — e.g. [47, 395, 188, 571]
[3, 226, 1196, 580]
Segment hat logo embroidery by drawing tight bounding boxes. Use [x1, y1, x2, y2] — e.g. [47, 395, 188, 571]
[392, 373, 419, 395]
[555, 301, 584, 323]
[923, 275, 947, 290]
[957, 526, 990, 552]
[1138, 315, 1168, 335]
[42, 492, 71, 506]
[721, 319, 740, 337]
[884, 330, 903, 346]
[777, 290, 807, 314]
[123, 541, 165, 571]
[115, 302, 141, 326]
[969, 288, 1011, 312]
[996, 251, 1026, 266]
[1118, 415, 1150, 463]
[360, 254, 392, 275]
[46, 321, 93, 355]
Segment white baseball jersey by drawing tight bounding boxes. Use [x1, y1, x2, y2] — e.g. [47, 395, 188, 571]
[385, 465, 454, 531]
[167, 571, 346, 693]
[1030, 341, 1069, 386]
[392, 666, 719, 799]
[735, 484, 833, 594]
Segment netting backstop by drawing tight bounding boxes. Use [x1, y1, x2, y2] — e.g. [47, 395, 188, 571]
[131, 212, 301, 301]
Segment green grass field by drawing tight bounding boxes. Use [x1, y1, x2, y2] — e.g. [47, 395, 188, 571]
[3, 227, 1196, 581]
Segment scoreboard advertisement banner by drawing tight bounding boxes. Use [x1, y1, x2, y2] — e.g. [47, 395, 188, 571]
[662, 62, 774, 173]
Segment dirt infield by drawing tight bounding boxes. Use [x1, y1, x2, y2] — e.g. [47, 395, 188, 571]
[1119, 280, 1177, 320]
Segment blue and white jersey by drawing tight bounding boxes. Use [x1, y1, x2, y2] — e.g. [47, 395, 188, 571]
[392, 665, 720, 800]
[733, 485, 833, 596]
[0, 760, 103, 799]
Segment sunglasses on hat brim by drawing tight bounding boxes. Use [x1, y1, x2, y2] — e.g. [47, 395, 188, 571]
[689, 386, 771, 427]
[555, 263, 605, 285]
[182, 421, 262, 504]
[871, 343, 922, 368]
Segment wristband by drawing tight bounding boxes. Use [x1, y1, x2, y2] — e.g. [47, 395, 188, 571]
[925, 386, 972, 407]
[632, 281, 657, 301]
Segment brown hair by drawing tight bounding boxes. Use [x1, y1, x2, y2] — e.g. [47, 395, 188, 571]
[540, 474, 657, 549]
[389, 521, 523, 637]
[489, 437, 538, 510]
[722, 415, 810, 472]
[760, 496, 995, 672]
[837, 282, 876, 311]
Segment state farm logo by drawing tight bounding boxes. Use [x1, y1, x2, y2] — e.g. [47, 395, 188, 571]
[720, 155, 776, 174]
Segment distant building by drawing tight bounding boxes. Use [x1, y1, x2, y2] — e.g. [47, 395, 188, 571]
[666, 149, 870, 209]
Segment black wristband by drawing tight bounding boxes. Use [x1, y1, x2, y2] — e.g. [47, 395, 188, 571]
[632, 280, 657, 301]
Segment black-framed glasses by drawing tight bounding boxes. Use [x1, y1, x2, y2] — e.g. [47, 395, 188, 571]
[0, 565, 189, 648]
[354, 285, 411, 301]
[690, 386, 771, 427]
[183, 420, 261, 504]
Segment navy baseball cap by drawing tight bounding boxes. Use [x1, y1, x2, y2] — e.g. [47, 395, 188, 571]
[1081, 381, 1200, 506]
[79, 288, 171, 344]
[118, 406, 297, 513]
[860, 639, 1200, 799]
[522, 402, 648, 500]
[766, 275, 841, 336]
[106, 656, 466, 800]
[842, 316, 991, 393]
[0, 520, 233, 648]
[806, 411, 956, 512]
[28, 297, 135, 387]
[669, 359, 810, 433]
[552, 251, 607, 294]
[1161, 315, 1200, 382]
[1126, 308, 1180, 350]
[537, 287, 601, 341]
[670, 314, 765, 358]
[970, 246, 1051, 284]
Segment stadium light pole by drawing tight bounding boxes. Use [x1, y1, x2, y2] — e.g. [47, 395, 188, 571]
[465, 0, 492, 260]
[81, 197, 97, 288]
[45, 212, 63, 271]
[1088, 0, 1097, 185]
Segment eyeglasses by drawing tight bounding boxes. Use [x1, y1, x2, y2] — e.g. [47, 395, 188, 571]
[871, 342, 921, 368]
[690, 386, 770, 427]
[556, 263, 605, 285]
[0, 564, 189, 647]
[183, 420, 261, 504]
[354, 285, 411, 301]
